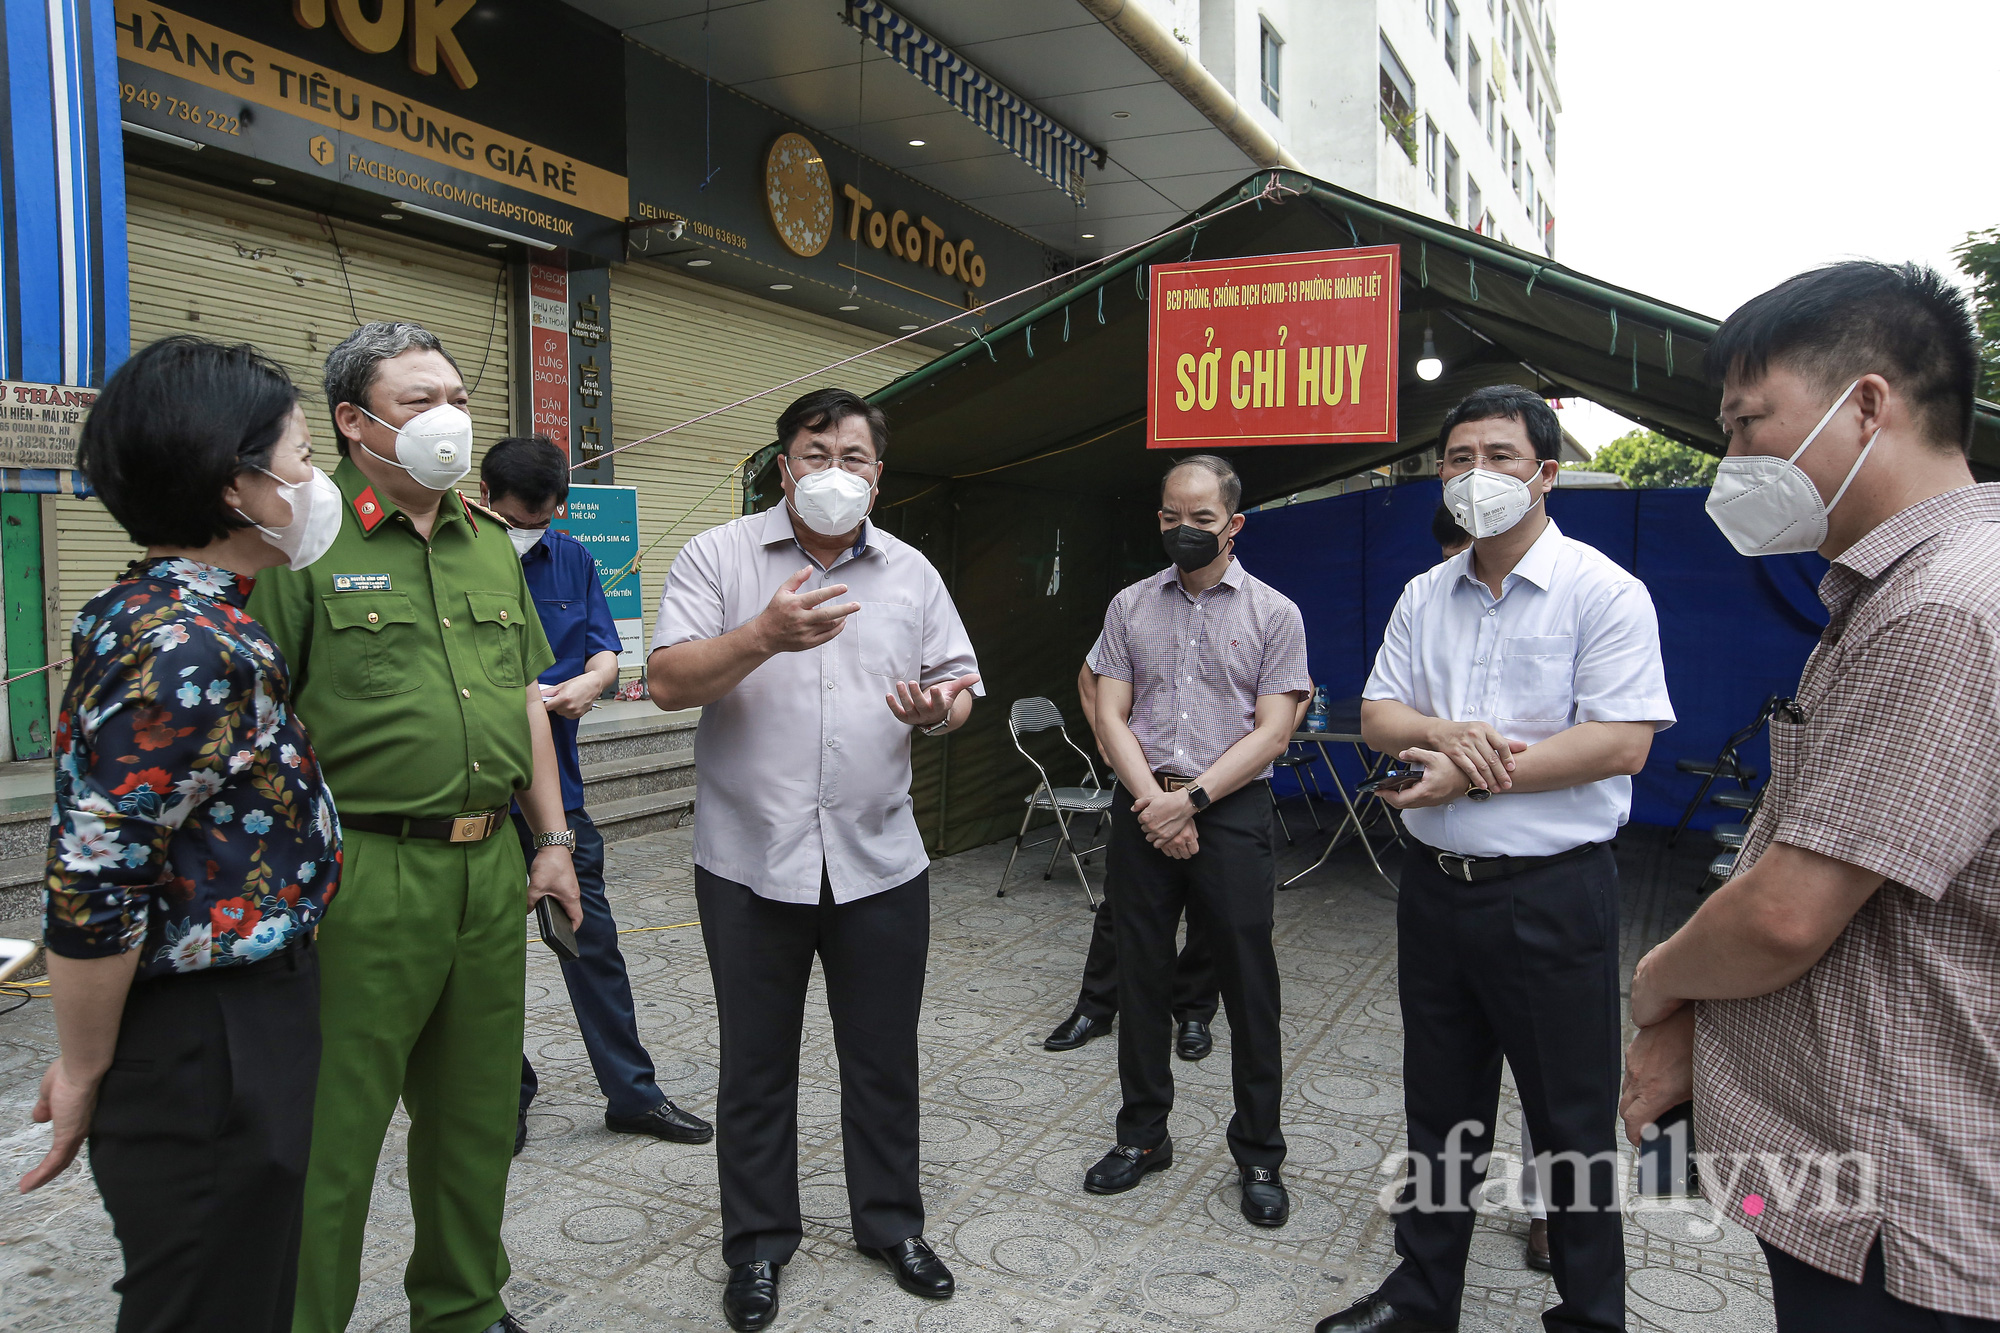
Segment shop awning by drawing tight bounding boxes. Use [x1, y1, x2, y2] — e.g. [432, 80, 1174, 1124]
[857, 169, 2000, 506]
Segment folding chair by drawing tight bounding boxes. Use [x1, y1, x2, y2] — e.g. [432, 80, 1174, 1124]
[996, 697, 1112, 907]
[1268, 749, 1326, 845]
[1668, 695, 1789, 846]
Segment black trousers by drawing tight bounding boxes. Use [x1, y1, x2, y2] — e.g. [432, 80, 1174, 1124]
[87, 942, 321, 1333]
[1380, 843, 1625, 1333]
[515, 810, 664, 1120]
[1764, 1240, 2000, 1333]
[694, 864, 929, 1266]
[1074, 886, 1218, 1025]
[1108, 782, 1285, 1168]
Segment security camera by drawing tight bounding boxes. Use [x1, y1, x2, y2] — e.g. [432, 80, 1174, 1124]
[664, 220, 686, 241]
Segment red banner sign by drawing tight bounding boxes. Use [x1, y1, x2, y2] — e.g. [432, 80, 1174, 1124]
[1147, 246, 1400, 449]
[529, 263, 571, 450]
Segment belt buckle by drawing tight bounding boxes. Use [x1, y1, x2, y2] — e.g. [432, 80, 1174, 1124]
[1437, 853, 1476, 882]
[450, 814, 489, 843]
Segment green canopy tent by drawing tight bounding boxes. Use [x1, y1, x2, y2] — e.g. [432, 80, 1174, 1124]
[743, 170, 2000, 856]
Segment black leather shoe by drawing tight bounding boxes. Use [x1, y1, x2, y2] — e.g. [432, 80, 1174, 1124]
[858, 1236, 955, 1299]
[722, 1261, 780, 1331]
[1084, 1140, 1173, 1194]
[480, 1315, 528, 1333]
[1175, 1018, 1213, 1061]
[1044, 1011, 1107, 1051]
[1314, 1293, 1453, 1332]
[1525, 1217, 1552, 1271]
[606, 1099, 714, 1145]
[1238, 1165, 1290, 1227]
[513, 1111, 527, 1157]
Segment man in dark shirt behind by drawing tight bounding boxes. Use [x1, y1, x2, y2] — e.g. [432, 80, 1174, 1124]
[479, 436, 712, 1151]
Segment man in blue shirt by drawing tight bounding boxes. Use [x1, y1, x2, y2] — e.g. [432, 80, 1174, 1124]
[480, 437, 713, 1151]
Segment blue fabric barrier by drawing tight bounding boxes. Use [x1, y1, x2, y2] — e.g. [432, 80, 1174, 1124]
[1238, 481, 1828, 830]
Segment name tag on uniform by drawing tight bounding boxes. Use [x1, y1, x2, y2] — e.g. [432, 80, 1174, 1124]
[331, 574, 393, 592]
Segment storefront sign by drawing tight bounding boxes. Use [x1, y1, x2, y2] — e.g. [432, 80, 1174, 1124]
[113, 1, 627, 257]
[529, 264, 571, 449]
[0, 381, 97, 468]
[1147, 247, 1401, 449]
[555, 484, 642, 666]
[627, 45, 1045, 334]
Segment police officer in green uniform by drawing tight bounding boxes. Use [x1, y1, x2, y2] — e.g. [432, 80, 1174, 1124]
[250, 322, 581, 1333]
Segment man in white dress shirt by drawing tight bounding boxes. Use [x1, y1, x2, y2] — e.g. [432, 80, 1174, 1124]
[1318, 386, 1675, 1333]
[649, 388, 982, 1333]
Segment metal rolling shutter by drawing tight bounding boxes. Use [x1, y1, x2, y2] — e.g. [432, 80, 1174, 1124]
[58, 166, 514, 632]
[608, 262, 933, 648]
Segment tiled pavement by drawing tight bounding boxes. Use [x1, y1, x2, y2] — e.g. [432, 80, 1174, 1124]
[0, 812, 1776, 1331]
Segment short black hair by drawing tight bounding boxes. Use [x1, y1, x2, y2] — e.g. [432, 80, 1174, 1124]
[1162, 454, 1243, 514]
[1431, 502, 1471, 549]
[1435, 384, 1562, 462]
[322, 320, 459, 457]
[776, 387, 887, 457]
[481, 435, 569, 510]
[1705, 260, 1978, 453]
[79, 335, 298, 548]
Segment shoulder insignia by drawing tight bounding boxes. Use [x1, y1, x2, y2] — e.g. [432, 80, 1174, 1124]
[353, 486, 387, 533]
[457, 489, 511, 535]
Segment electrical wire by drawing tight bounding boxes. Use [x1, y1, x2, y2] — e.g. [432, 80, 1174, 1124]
[317, 213, 362, 327]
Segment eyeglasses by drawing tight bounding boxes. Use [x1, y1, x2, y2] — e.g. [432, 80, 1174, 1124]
[1440, 449, 1540, 470]
[788, 452, 880, 476]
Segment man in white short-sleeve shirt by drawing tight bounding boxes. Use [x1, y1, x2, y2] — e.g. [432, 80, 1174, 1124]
[648, 388, 981, 1332]
[1319, 386, 1674, 1333]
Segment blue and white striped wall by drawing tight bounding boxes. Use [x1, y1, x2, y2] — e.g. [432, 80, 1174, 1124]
[0, 0, 128, 391]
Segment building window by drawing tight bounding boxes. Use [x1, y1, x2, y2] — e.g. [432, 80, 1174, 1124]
[1259, 21, 1283, 116]
[1545, 16, 1557, 61]
[1426, 0, 1438, 34]
[1485, 86, 1497, 147]
[1469, 178, 1484, 235]
[1510, 128, 1523, 193]
[1544, 117, 1556, 168]
[1511, 14, 1525, 85]
[1444, 1, 1461, 77]
[1542, 204, 1556, 257]
[1424, 117, 1440, 195]
[1466, 45, 1482, 111]
[1444, 137, 1462, 221]
[1525, 161, 1536, 213]
[1379, 35, 1417, 163]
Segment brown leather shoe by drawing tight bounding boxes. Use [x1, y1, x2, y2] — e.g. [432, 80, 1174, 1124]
[1526, 1217, 1552, 1271]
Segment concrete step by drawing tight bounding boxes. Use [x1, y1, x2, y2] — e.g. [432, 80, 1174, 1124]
[580, 750, 697, 805]
[589, 784, 696, 843]
[576, 704, 698, 767]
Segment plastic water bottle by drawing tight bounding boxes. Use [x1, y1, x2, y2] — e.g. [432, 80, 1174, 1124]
[1305, 687, 1328, 732]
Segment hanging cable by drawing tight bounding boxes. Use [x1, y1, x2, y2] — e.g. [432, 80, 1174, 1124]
[578, 172, 1303, 473]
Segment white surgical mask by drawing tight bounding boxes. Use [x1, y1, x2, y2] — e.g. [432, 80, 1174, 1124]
[356, 402, 474, 491]
[237, 466, 342, 571]
[507, 525, 546, 558]
[785, 458, 874, 537]
[1705, 380, 1877, 557]
[1442, 465, 1542, 539]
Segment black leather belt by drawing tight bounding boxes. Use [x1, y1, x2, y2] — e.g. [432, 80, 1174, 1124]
[342, 810, 510, 843]
[1426, 840, 1603, 883]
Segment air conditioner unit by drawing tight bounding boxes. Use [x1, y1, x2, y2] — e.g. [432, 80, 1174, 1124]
[1392, 450, 1434, 478]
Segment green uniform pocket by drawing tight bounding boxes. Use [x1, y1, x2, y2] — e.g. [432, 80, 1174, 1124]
[465, 591, 528, 687]
[322, 593, 420, 699]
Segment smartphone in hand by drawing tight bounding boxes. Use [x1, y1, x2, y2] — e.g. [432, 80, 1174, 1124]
[534, 895, 580, 962]
[1357, 762, 1425, 797]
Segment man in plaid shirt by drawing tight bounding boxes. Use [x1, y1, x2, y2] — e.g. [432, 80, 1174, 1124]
[1624, 261, 2000, 1332]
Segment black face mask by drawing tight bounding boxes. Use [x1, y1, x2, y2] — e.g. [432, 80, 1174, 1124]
[1162, 523, 1223, 572]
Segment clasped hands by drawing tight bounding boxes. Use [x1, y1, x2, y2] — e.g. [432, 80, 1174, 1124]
[1377, 718, 1528, 810]
[1132, 788, 1200, 859]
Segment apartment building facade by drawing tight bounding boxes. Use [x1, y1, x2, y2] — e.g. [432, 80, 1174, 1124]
[1130, 0, 1560, 255]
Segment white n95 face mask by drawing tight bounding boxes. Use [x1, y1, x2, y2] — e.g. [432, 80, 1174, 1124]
[238, 466, 342, 571]
[1705, 380, 1877, 557]
[507, 525, 545, 558]
[785, 459, 874, 537]
[356, 402, 474, 491]
[1443, 465, 1541, 539]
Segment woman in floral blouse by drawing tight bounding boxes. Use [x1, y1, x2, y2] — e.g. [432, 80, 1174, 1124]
[20, 336, 344, 1333]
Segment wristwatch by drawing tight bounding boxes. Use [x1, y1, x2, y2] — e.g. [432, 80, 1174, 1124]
[1185, 783, 1212, 811]
[919, 719, 952, 737]
[534, 828, 578, 850]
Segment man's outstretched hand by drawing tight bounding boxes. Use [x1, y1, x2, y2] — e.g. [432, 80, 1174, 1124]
[755, 568, 860, 654]
[886, 674, 981, 728]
